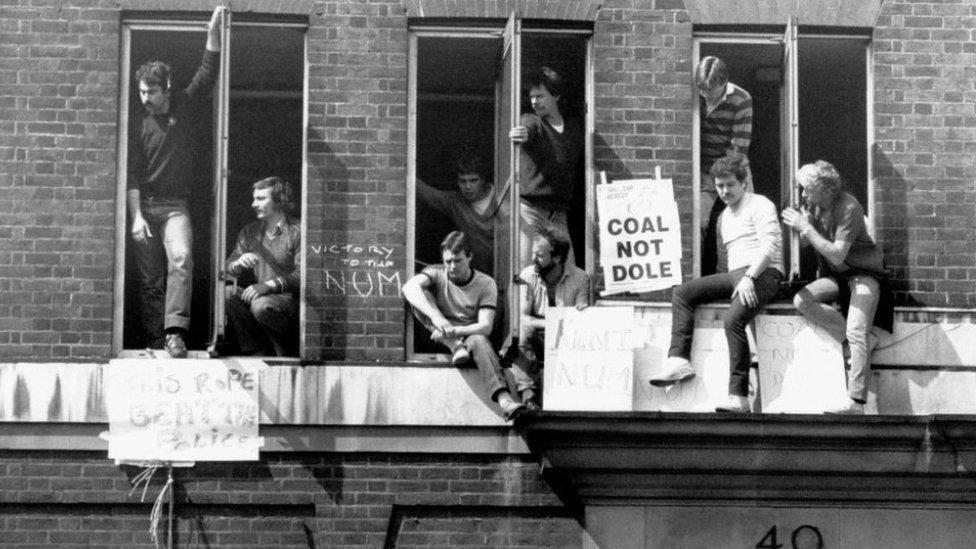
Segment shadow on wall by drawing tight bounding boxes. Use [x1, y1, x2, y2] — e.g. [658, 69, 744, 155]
[872, 144, 919, 306]
[304, 129, 350, 360]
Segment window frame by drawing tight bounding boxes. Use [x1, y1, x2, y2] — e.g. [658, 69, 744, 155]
[405, 21, 594, 362]
[691, 28, 875, 281]
[114, 16, 309, 358]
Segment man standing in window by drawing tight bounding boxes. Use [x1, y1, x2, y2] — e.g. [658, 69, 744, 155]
[509, 66, 583, 269]
[649, 154, 782, 413]
[223, 177, 302, 357]
[416, 155, 499, 275]
[697, 55, 754, 275]
[513, 228, 590, 411]
[402, 231, 525, 421]
[127, 6, 224, 357]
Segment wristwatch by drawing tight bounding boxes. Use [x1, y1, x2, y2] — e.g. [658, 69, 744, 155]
[744, 273, 756, 281]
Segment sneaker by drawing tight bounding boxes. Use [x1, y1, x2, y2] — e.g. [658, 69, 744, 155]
[715, 395, 750, 413]
[451, 346, 470, 365]
[164, 333, 188, 359]
[649, 357, 695, 387]
[499, 399, 526, 421]
[824, 400, 864, 415]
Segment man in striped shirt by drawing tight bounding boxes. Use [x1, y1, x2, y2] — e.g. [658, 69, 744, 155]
[698, 56, 754, 275]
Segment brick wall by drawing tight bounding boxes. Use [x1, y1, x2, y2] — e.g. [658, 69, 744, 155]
[0, 1, 120, 360]
[0, 450, 581, 548]
[873, 0, 976, 308]
[304, 0, 411, 361]
[3, 0, 976, 362]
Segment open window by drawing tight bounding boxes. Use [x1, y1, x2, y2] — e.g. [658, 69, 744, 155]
[407, 16, 592, 360]
[116, 12, 307, 357]
[693, 23, 871, 282]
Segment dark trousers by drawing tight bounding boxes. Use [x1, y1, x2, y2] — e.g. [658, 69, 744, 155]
[668, 267, 782, 396]
[412, 307, 509, 401]
[225, 288, 298, 356]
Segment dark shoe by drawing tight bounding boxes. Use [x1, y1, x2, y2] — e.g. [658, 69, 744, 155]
[500, 400, 526, 421]
[520, 389, 541, 412]
[164, 333, 188, 359]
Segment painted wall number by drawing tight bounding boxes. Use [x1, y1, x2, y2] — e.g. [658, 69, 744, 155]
[757, 525, 824, 549]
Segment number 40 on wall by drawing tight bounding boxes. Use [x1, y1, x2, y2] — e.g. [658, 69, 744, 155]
[757, 525, 823, 549]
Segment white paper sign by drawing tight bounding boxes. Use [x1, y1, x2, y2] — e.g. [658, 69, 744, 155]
[106, 359, 262, 461]
[755, 315, 849, 413]
[597, 179, 683, 295]
[633, 311, 754, 412]
[544, 306, 637, 411]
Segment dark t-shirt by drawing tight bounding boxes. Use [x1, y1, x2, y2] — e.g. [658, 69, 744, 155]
[127, 49, 220, 199]
[812, 192, 885, 277]
[518, 112, 583, 212]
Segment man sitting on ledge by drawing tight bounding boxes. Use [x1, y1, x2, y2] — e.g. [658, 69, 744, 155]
[402, 231, 525, 421]
[649, 153, 783, 413]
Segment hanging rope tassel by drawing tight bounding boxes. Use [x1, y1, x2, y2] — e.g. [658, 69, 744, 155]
[128, 465, 175, 548]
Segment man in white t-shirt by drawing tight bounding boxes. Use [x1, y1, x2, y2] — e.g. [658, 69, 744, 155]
[649, 153, 783, 413]
[402, 231, 525, 421]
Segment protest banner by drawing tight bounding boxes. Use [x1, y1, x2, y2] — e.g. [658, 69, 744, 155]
[105, 359, 263, 461]
[633, 309, 754, 412]
[597, 178, 682, 295]
[544, 306, 637, 411]
[755, 315, 848, 413]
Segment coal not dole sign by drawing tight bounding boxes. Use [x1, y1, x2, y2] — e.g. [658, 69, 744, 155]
[597, 178, 682, 296]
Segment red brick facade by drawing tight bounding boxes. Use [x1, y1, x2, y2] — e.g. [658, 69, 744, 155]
[0, 451, 580, 548]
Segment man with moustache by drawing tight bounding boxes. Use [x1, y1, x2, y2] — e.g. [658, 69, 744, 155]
[416, 155, 499, 274]
[512, 228, 590, 411]
[402, 231, 525, 421]
[127, 6, 225, 357]
[223, 177, 302, 357]
[509, 66, 583, 268]
[649, 153, 782, 413]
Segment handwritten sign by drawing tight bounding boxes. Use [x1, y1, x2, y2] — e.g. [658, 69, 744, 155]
[105, 359, 262, 461]
[597, 179, 683, 295]
[755, 315, 848, 413]
[633, 310, 753, 412]
[543, 306, 637, 411]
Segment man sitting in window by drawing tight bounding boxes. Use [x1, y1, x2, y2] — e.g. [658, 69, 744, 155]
[649, 153, 782, 413]
[402, 231, 525, 421]
[223, 177, 302, 357]
[416, 155, 499, 275]
[127, 6, 225, 358]
[513, 227, 590, 411]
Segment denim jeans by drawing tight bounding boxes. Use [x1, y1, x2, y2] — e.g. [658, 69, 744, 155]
[512, 323, 545, 394]
[519, 200, 574, 270]
[133, 198, 193, 344]
[225, 287, 298, 357]
[411, 306, 509, 401]
[668, 266, 782, 397]
[793, 275, 880, 402]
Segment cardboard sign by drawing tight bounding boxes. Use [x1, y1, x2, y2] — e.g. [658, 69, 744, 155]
[633, 309, 755, 412]
[597, 179, 683, 295]
[105, 359, 262, 461]
[544, 306, 637, 411]
[755, 315, 849, 413]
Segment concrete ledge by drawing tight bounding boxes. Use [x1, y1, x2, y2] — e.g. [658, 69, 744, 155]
[519, 412, 976, 505]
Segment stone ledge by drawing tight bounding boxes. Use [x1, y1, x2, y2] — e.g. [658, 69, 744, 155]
[519, 412, 976, 505]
